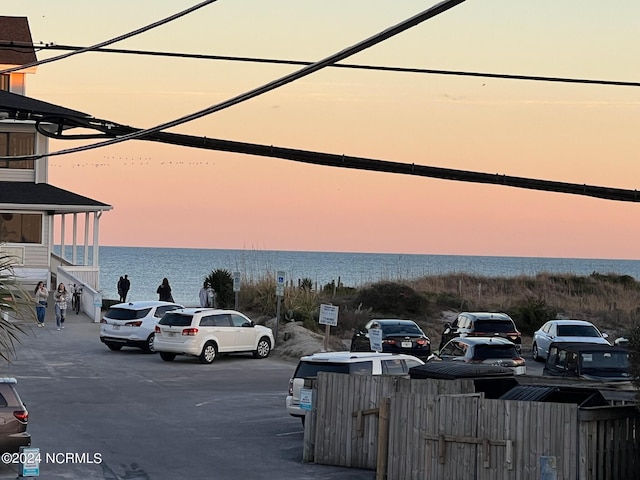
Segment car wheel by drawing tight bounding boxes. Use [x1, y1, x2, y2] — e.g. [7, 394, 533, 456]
[160, 352, 176, 362]
[144, 333, 155, 353]
[106, 344, 122, 351]
[253, 337, 271, 359]
[532, 343, 541, 362]
[199, 342, 217, 364]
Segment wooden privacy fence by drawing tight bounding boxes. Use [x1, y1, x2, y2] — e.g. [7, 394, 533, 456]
[303, 373, 640, 480]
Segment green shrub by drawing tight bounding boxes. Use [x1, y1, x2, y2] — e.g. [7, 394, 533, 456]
[507, 296, 558, 336]
[355, 282, 428, 316]
[203, 269, 234, 308]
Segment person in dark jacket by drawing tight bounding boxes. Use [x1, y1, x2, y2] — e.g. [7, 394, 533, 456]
[121, 275, 131, 302]
[157, 277, 173, 302]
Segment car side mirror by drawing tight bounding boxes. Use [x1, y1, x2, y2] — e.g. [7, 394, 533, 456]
[602, 333, 609, 339]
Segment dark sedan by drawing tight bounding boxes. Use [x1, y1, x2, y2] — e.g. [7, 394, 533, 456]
[350, 319, 431, 359]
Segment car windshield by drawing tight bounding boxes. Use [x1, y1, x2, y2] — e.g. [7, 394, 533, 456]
[580, 351, 629, 373]
[105, 307, 151, 321]
[557, 325, 600, 337]
[473, 344, 519, 360]
[159, 312, 193, 327]
[473, 320, 516, 333]
[381, 324, 423, 336]
[295, 361, 373, 377]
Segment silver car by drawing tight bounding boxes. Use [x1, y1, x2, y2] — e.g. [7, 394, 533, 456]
[532, 319, 610, 361]
[100, 300, 184, 353]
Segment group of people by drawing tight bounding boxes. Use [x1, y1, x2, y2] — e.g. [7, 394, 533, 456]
[34, 281, 71, 330]
[33, 275, 218, 328]
[117, 275, 131, 303]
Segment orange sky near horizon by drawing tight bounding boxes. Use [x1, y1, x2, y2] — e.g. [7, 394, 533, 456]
[5, 1, 640, 258]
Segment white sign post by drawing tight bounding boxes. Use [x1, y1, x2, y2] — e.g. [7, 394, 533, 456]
[369, 328, 383, 352]
[275, 270, 285, 344]
[319, 303, 339, 351]
[233, 271, 241, 309]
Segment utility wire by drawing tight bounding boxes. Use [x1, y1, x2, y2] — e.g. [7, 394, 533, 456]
[0, 0, 218, 75]
[2, 42, 638, 88]
[3, 0, 467, 161]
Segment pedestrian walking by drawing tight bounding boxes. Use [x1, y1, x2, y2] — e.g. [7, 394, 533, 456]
[121, 275, 131, 302]
[34, 281, 48, 327]
[54, 283, 69, 330]
[157, 278, 174, 302]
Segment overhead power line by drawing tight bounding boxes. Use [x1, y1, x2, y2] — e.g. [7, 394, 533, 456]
[3, 0, 467, 161]
[33, 117, 640, 204]
[0, 0, 218, 75]
[2, 42, 638, 88]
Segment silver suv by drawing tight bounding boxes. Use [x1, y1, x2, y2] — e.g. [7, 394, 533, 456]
[154, 308, 274, 364]
[285, 351, 424, 424]
[0, 378, 30, 453]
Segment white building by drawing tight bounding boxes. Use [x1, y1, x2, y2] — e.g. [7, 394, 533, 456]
[0, 16, 112, 320]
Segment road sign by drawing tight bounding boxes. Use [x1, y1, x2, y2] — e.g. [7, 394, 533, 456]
[319, 304, 339, 326]
[233, 271, 241, 292]
[276, 270, 285, 296]
[369, 328, 383, 352]
[299, 388, 313, 411]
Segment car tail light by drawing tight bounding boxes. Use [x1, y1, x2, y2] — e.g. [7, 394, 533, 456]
[416, 339, 429, 345]
[182, 328, 198, 336]
[382, 339, 396, 345]
[288, 378, 293, 396]
[13, 410, 28, 423]
[155, 326, 161, 333]
[125, 321, 143, 327]
[100, 319, 107, 324]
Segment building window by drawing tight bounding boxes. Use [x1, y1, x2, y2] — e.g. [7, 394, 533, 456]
[0, 74, 8, 91]
[0, 132, 35, 169]
[0, 213, 42, 244]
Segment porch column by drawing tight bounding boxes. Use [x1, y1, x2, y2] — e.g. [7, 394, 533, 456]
[84, 212, 90, 266]
[60, 214, 66, 261]
[92, 211, 101, 268]
[72, 213, 78, 265]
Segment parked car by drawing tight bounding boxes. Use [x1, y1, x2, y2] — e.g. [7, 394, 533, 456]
[543, 342, 630, 382]
[439, 312, 522, 351]
[100, 300, 184, 353]
[430, 337, 526, 375]
[0, 378, 30, 453]
[286, 351, 424, 424]
[350, 319, 431, 359]
[154, 308, 274, 364]
[532, 319, 610, 361]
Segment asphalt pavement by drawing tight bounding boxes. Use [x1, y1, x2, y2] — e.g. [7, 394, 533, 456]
[0, 306, 375, 480]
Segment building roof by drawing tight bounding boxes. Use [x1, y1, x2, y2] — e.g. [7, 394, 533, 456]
[0, 182, 112, 214]
[0, 89, 89, 120]
[0, 17, 37, 67]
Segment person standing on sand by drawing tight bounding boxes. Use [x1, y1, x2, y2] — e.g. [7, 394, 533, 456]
[54, 283, 69, 330]
[121, 274, 131, 302]
[34, 281, 48, 327]
[157, 278, 174, 302]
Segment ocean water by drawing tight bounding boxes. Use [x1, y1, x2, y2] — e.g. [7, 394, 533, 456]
[57, 246, 640, 307]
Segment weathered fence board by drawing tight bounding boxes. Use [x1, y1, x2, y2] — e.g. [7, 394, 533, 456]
[306, 373, 640, 480]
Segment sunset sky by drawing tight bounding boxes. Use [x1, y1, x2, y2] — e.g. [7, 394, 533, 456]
[5, 1, 640, 258]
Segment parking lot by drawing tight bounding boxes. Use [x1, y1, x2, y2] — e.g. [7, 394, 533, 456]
[0, 311, 374, 480]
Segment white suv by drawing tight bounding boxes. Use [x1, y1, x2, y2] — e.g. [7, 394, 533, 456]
[100, 301, 184, 353]
[154, 308, 274, 364]
[285, 351, 424, 424]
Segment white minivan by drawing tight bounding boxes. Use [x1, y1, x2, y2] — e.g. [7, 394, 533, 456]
[154, 308, 274, 364]
[285, 351, 424, 424]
